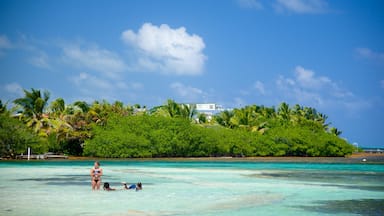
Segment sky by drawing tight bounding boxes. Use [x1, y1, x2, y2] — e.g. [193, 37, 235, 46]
[0, 0, 383, 148]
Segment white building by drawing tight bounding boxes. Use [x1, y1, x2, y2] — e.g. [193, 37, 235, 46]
[190, 103, 224, 122]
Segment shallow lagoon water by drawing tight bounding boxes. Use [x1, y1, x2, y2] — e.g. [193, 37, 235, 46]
[0, 161, 383, 216]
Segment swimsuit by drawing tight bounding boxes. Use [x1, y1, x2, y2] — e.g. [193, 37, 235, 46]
[93, 168, 101, 182]
[128, 184, 136, 189]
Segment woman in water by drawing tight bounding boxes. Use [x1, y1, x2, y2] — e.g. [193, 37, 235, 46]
[90, 161, 103, 190]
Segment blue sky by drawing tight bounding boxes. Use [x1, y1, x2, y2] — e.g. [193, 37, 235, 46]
[1, 0, 383, 147]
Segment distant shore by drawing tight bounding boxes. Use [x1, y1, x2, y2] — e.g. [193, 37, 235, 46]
[65, 152, 384, 164]
[2, 152, 383, 164]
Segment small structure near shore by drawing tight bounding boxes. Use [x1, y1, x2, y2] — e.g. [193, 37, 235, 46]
[16, 152, 68, 160]
[363, 148, 384, 154]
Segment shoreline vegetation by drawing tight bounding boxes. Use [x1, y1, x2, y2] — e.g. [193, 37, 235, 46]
[69, 153, 384, 163]
[0, 88, 368, 159]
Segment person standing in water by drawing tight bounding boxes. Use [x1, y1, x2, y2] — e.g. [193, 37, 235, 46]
[90, 161, 103, 190]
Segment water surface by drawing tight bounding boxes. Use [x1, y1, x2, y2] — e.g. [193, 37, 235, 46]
[0, 160, 383, 216]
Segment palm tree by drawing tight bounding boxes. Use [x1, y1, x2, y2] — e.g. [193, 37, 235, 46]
[179, 103, 197, 120]
[13, 88, 52, 138]
[215, 109, 234, 128]
[230, 106, 255, 129]
[197, 113, 207, 123]
[165, 99, 179, 118]
[330, 127, 342, 136]
[277, 102, 291, 122]
[0, 100, 7, 114]
[73, 101, 90, 113]
[315, 113, 329, 130]
[14, 88, 50, 119]
[50, 98, 65, 116]
[303, 107, 316, 120]
[155, 99, 196, 120]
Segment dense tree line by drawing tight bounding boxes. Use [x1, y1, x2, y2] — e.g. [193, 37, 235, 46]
[0, 88, 356, 158]
[83, 112, 353, 158]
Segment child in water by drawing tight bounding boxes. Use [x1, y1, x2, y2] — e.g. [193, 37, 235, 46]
[122, 182, 142, 191]
[103, 182, 115, 191]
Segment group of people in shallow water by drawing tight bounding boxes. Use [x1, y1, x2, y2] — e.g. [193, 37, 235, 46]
[90, 161, 142, 191]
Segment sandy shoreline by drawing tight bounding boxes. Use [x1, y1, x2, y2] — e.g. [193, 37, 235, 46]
[2, 153, 383, 164]
[65, 153, 384, 164]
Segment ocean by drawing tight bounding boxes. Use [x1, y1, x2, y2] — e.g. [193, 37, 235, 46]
[0, 160, 383, 215]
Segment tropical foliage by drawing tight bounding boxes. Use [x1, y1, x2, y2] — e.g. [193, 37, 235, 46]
[0, 89, 356, 158]
[0, 102, 44, 157]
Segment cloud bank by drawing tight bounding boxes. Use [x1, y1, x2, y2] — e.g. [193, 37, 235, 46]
[274, 66, 373, 116]
[122, 23, 206, 75]
[276, 66, 354, 105]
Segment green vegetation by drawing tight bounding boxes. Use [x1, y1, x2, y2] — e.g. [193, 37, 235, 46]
[0, 88, 355, 158]
[0, 100, 44, 157]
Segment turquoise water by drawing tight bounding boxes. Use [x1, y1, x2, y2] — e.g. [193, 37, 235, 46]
[0, 160, 383, 216]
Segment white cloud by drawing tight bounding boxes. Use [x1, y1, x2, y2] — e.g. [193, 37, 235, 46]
[70, 72, 122, 101]
[0, 35, 12, 57]
[129, 82, 144, 90]
[356, 47, 384, 62]
[274, 0, 328, 14]
[234, 97, 246, 107]
[170, 82, 205, 101]
[61, 42, 149, 102]
[71, 72, 112, 90]
[276, 66, 362, 111]
[0, 35, 54, 69]
[294, 65, 331, 89]
[69, 72, 144, 102]
[71, 73, 143, 91]
[0, 35, 12, 49]
[4, 82, 23, 97]
[115, 81, 143, 90]
[122, 23, 206, 75]
[28, 52, 51, 69]
[238, 0, 264, 10]
[253, 80, 266, 95]
[62, 43, 127, 79]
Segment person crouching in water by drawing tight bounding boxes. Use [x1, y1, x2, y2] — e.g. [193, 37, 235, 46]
[123, 182, 142, 191]
[103, 182, 115, 191]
